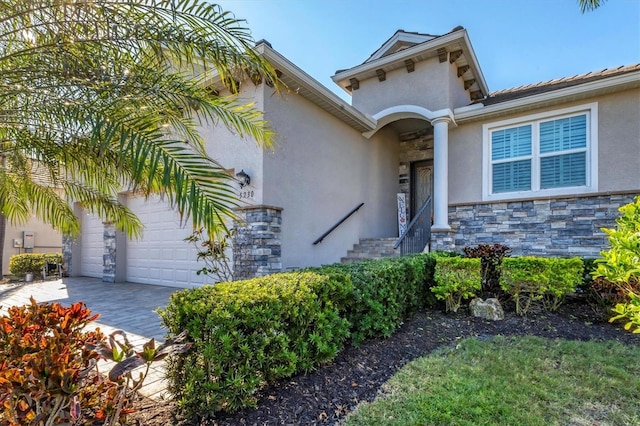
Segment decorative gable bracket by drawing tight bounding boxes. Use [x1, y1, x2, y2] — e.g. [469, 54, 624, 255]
[464, 79, 476, 90]
[449, 50, 463, 63]
[437, 48, 448, 63]
[457, 65, 470, 77]
[404, 59, 415, 73]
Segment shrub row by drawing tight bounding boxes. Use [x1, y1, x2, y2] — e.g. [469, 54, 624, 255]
[159, 254, 434, 419]
[8, 252, 63, 278]
[160, 252, 585, 419]
[311, 254, 434, 344]
[433, 255, 583, 315]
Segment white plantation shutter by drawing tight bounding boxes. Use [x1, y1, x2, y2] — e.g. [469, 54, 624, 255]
[489, 113, 589, 195]
[539, 115, 587, 189]
[540, 152, 586, 188]
[491, 125, 532, 193]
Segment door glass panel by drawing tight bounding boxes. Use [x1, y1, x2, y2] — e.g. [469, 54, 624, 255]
[411, 161, 433, 220]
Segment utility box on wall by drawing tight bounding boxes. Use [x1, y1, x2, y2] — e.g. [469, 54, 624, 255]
[23, 231, 34, 249]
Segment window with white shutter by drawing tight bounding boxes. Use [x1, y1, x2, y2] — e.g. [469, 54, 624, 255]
[482, 103, 597, 201]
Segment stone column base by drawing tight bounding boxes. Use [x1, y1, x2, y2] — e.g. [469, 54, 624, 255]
[233, 205, 283, 280]
[430, 228, 455, 252]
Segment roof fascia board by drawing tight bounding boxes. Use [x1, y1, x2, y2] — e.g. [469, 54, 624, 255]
[454, 71, 640, 122]
[460, 31, 489, 94]
[258, 44, 376, 131]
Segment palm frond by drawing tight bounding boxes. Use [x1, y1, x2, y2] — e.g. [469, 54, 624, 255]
[0, 0, 280, 237]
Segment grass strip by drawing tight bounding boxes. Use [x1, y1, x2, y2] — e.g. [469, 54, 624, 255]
[346, 336, 639, 426]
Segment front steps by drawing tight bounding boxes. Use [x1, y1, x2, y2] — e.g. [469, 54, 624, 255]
[340, 238, 400, 263]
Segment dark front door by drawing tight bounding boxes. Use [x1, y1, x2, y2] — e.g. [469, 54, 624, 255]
[410, 160, 434, 220]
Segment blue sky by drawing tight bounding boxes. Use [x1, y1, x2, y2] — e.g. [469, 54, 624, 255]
[217, 0, 639, 101]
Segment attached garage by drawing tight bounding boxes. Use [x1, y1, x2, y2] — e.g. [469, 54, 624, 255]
[125, 195, 206, 288]
[79, 212, 104, 278]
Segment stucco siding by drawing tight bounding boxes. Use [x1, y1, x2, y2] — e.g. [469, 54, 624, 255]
[449, 123, 483, 204]
[448, 61, 473, 110]
[448, 89, 640, 205]
[351, 57, 452, 116]
[198, 83, 266, 206]
[263, 89, 399, 269]
[597, 88, 640, 192]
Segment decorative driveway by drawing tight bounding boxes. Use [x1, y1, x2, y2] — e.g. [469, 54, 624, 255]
[0, 277, 179, 399]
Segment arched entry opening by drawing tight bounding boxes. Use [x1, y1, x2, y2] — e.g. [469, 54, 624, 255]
[365, 105, 453, 234]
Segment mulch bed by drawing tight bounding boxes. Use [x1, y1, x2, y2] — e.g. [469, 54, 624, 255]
[130, 298, 639, 426]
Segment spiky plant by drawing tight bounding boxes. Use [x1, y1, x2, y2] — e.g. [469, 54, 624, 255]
[0, 0, 278, 238]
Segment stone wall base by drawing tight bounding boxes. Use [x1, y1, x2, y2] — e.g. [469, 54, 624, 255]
[433, 192, 636, 257]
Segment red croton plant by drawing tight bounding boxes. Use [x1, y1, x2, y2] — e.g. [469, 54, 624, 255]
[0, 297, 191, 426]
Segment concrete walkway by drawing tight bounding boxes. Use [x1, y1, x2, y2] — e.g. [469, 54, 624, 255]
[0, 277, 178, 400]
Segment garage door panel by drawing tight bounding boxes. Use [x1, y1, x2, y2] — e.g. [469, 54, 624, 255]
[126, 196, 206, 288]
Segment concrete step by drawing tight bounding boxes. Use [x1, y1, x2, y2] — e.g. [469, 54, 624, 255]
[341, 237, 400, 263]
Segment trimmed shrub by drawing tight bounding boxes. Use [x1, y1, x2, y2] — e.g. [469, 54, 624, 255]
[432, 257, 482, 312]
[158, 272, 352, 419]
[8, 252, 62, 279]
[501, 257, 583, 315]
[312, 253, 433, 344]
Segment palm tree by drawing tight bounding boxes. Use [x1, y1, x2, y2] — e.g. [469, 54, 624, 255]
[0, 0, 278, 239]
[579, 0, 606, 13]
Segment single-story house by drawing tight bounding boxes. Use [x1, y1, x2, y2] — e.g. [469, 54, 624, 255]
[65, 26, 640, 288]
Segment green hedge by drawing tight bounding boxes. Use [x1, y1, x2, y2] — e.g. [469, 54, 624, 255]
[8, 253, 62, 279]
[312, 253, 434, 345]
[500, 257, 583, 315]
[432, 257, 482, 312]
[159, 254, 434, 419]
[159, 272, 352, 417]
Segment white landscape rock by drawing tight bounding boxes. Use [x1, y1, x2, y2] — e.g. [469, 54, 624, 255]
[469, 298, 504, 321]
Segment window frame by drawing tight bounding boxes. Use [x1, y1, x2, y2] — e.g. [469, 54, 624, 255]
[482, 103, 598, 201]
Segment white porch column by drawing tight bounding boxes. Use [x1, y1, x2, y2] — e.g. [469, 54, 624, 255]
[432, 117, 451, 230]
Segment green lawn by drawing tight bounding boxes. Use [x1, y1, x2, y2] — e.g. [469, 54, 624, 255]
[345, 336, 639, 426]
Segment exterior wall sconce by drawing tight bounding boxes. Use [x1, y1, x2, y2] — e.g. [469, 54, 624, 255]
[236, 169, 251, 187]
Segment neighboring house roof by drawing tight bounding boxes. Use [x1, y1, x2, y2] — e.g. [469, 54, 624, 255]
[478, 63, 640, 106]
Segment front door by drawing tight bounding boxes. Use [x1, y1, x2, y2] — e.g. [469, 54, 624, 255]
[410, 160, 434, 220]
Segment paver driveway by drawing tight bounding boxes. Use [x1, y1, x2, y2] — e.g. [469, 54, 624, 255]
[0, 277, 179, 399]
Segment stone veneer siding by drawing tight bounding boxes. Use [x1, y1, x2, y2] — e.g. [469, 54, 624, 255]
[62, 234, 73, 276]
[103, 223, 116, 283]
[233, 205, 283, 280]
[431, 192, 637, 257]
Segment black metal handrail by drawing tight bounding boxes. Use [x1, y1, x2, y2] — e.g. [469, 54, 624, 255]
[313, 202, 364, 245]
[394, 196, 431, 254]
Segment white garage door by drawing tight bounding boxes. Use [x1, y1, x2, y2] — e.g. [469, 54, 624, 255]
[80, 212, 103, 278]
[126, 196, 206, 288]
